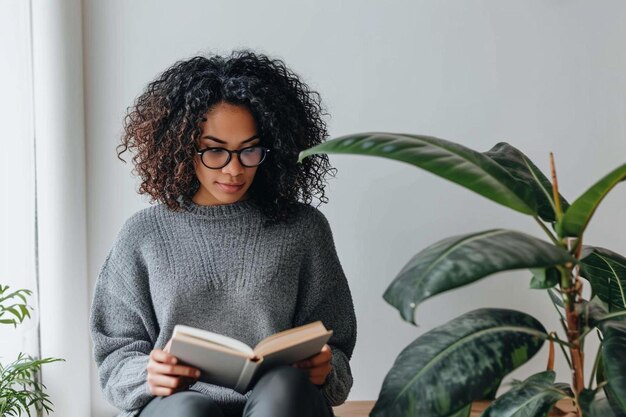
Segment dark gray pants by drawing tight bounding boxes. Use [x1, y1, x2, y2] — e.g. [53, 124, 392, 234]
[138, 366, 335, 417]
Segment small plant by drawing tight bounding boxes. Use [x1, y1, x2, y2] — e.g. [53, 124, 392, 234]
[0, 284, 63, 416]
[300, 133, 626, 417]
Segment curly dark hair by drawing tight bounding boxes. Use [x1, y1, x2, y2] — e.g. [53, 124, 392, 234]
[117, 49, 336, 225]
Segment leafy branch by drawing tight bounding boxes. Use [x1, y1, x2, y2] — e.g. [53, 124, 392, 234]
[0, 353, 64, 416]
[0, 284, 64, 416]
[0, 285, 33, 327]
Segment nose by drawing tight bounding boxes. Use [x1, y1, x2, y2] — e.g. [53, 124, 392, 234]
[221, 154, 245, 177]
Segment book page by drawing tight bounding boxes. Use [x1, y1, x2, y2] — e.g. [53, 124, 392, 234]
[250, 331, 333, 386]
[253, 321, 329, 357]
[170, 333, 255, 390]
[173, 325, 254, 356]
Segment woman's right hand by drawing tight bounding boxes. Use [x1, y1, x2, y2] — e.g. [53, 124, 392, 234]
[147, 339, 202, 396]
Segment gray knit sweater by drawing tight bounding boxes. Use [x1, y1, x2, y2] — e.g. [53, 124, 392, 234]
[89, 198, 357, 417]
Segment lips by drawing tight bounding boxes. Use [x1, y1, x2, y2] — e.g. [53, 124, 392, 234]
[216, 182, 245, 193]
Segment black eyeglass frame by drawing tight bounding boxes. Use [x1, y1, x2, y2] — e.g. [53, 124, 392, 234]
[195, 145, 271, 169]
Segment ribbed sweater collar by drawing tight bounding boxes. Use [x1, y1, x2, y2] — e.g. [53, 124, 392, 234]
[178, 196, 259, 219]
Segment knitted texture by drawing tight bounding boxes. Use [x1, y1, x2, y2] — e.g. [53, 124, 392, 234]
[89, 198, 357, 417]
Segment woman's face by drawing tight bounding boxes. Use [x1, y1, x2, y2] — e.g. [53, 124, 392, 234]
[192, 102, 260, 206]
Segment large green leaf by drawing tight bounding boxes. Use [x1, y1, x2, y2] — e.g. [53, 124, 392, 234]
[580, 246, 626, 312]
[383, 229, 574, 324]
[598, 319, 626, 415]
[481, 371, 570, 417]
[370, 309, 547, 417]
[298, 133, 538, 215]
[559, 163, 626, 237]
[483, 143, 569, 223]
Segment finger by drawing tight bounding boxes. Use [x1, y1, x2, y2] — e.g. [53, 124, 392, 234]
[311, 353, 332, 367]
[148, 361, 201, 378]
[308, 371, 329, 385]
[150, 349, 178, 365]
[299, 353, 331, 369]
[308, 363, 332, 378]
[293, 344, 332, 368]
[149, 362, 201, 378]
[149, 385, 175, 397]
[305, 345, 333, 367]
[147, 374, 184, 389]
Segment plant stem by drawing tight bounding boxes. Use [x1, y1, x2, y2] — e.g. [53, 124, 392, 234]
[533, 216, 561, 246]
[550, 153, 584, 398]
[562, 245, 585, 395]
[547, 332, 576, 348]
[546, 295, 574, 370]
[549, 152, 563, 221]
[557, 332, 574, 370]
[547, 332, 555, 371]
[577, 327, 594, 343]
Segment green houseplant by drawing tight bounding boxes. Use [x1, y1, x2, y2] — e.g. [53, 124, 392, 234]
[0, 284, 63, 416]
[299, 133, 626, 417]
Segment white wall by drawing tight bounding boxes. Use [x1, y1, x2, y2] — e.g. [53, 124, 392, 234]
[31, 0, 92, 415]
[83, 1, 626, 416]
[0, 0, 38, 362]
[2, 2, 91, 416]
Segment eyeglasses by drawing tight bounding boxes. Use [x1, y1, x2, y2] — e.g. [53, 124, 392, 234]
[196, 145, 271, 169]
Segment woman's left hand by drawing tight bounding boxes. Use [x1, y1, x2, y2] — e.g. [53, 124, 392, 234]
[292, 344, 333, 386]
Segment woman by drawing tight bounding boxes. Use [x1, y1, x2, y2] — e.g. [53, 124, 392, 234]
[89, 50, 357, 417]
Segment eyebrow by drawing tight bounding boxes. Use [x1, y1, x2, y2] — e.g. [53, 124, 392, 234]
[201, 135, 260, 145]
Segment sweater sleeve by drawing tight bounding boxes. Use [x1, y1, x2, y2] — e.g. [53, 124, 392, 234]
[293, 207, 358, 406]
[89, 217, 160, 414]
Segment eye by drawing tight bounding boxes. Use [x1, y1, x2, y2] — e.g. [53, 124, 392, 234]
[241, 146, 258, 154]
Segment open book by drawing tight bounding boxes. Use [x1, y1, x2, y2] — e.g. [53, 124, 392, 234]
[169, 321, 333, 393]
